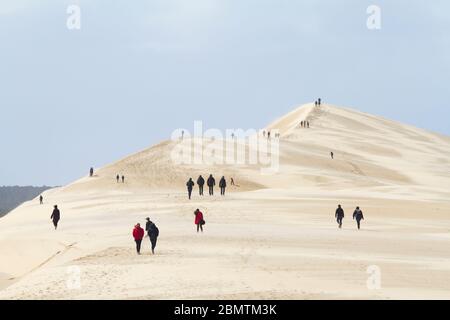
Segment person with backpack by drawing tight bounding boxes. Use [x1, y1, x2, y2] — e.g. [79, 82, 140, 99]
[186, 178, 195, 200]
[219, 176, 227, 196]
[132, 223, 145, 255]
[194, 209, 205, 233]
[197, 175, 205, 196]
[207, 174, 215, 196]
[145, 218, 159, 254]
[353, 207, 365, 230]
[50, 205, 60, 230]
[335, 204, 345, 229]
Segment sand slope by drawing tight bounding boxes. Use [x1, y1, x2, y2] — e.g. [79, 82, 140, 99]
[1, 103, 449, 299]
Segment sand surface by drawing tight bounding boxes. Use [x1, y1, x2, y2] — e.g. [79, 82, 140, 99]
[1, 104, 449, 300]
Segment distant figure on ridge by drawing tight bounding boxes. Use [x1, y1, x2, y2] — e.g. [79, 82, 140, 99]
[219, 176, 227, 196]
[50, 205, 60, 230]
[268, 131, 271, 139]
[197, 175, 205, 196]
[39, 195, 43, 205]
[207, 174, 216, 196]
[230, 178, 235, 186]
[132, 223, 145, 255]
[300, 121, 304, 127]
[318, 98, 322, 106]
[335, 205, 345, 229]
[263, 130, 266, 138]
[90, 167, 94, 177]
[116, 174, 120, 183]
[145, 218, 159, 255]
[122, 175, 125, 183]
[194, 209, 205, 233]
[331, 152, 334, 159]
[186, 178, 195, 200]
[353, 207, 364, 230]
[315, 101, 318, 107]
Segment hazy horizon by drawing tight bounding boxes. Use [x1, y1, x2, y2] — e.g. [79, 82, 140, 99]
[1, 0, 449, 186]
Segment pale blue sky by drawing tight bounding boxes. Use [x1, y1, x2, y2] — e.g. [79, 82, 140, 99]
[0, 0, 449, 186]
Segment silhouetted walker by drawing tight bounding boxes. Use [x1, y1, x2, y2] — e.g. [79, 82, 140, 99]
[268, 131, 271, 139]
[145, 218, 159, 254]
[132, 223, 144, 255]
[40, 195, 43, 205]
[353, 207, 364, 230]
[331, 152, 334, 159]
[315, 101, 318, 107]
[335, 205, 344, 229]
[90, 167, 94, 177]
[194, 209, 205, 233]
[318, 98, 322, 106]
[116, 174, 120, 183]
[122, 175, 125, 183]
[207, 174, 216, 196]
[186, 178, 195, 200]
[50, 205, 60, 230]
[197, 175, 205, 196]
[230, 178, 235, 186]
[219, 176, 227, 196]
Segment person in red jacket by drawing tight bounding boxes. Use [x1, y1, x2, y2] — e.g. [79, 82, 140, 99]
[194, 209, 205, 233]
[132, 223, 145, 254]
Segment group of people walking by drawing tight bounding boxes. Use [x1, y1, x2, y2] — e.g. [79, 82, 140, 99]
[132, 218, 160, 255]
[186, 175, 228, 199]
[300, 120, 310, 128]
[314, 98, 322, 107]
[116, 174, 125, 183]
[335, 205, 365, 230]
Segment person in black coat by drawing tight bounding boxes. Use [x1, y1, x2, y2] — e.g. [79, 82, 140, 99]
[186, 178, 195, 200]
[207, 174, 215, 196]
[353, 207, 364, 230]
[219, 176, 227, 196]
[335, 205, 344, 229]
[145, 218, 159, 254]
[197, 175, 205, 196]
[50, 205, 60, 230]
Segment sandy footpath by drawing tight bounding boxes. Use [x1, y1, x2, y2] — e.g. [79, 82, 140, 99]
[1, 104, 449, 299]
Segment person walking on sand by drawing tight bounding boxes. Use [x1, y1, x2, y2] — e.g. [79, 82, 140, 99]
[207, 174, 215, 196]
[353, 207, 364, 230]
[318, 98, 322, 106]
[132, 223, 145, 255]
[145, 218, 159, 254]
[186, 178, 195, 200]
[331, 151, 334, 160]
[50, 205, 60, 230]
[116, 174, 120, 183]
[40, 195, 43, 205]
[335, 205, 344, 229]
[197, 175, 205, 196]
[230, 177, 235, 186]
[90, 167, 94, 177]
[219, 176, 227, 196]
[194, 209, 205, 233]
[122, 175, 125, 183]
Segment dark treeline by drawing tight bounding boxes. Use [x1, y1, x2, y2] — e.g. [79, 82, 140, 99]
[0, 186, 53, 217]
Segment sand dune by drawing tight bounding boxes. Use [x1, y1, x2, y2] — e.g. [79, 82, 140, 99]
[1, 103, 449, 299]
